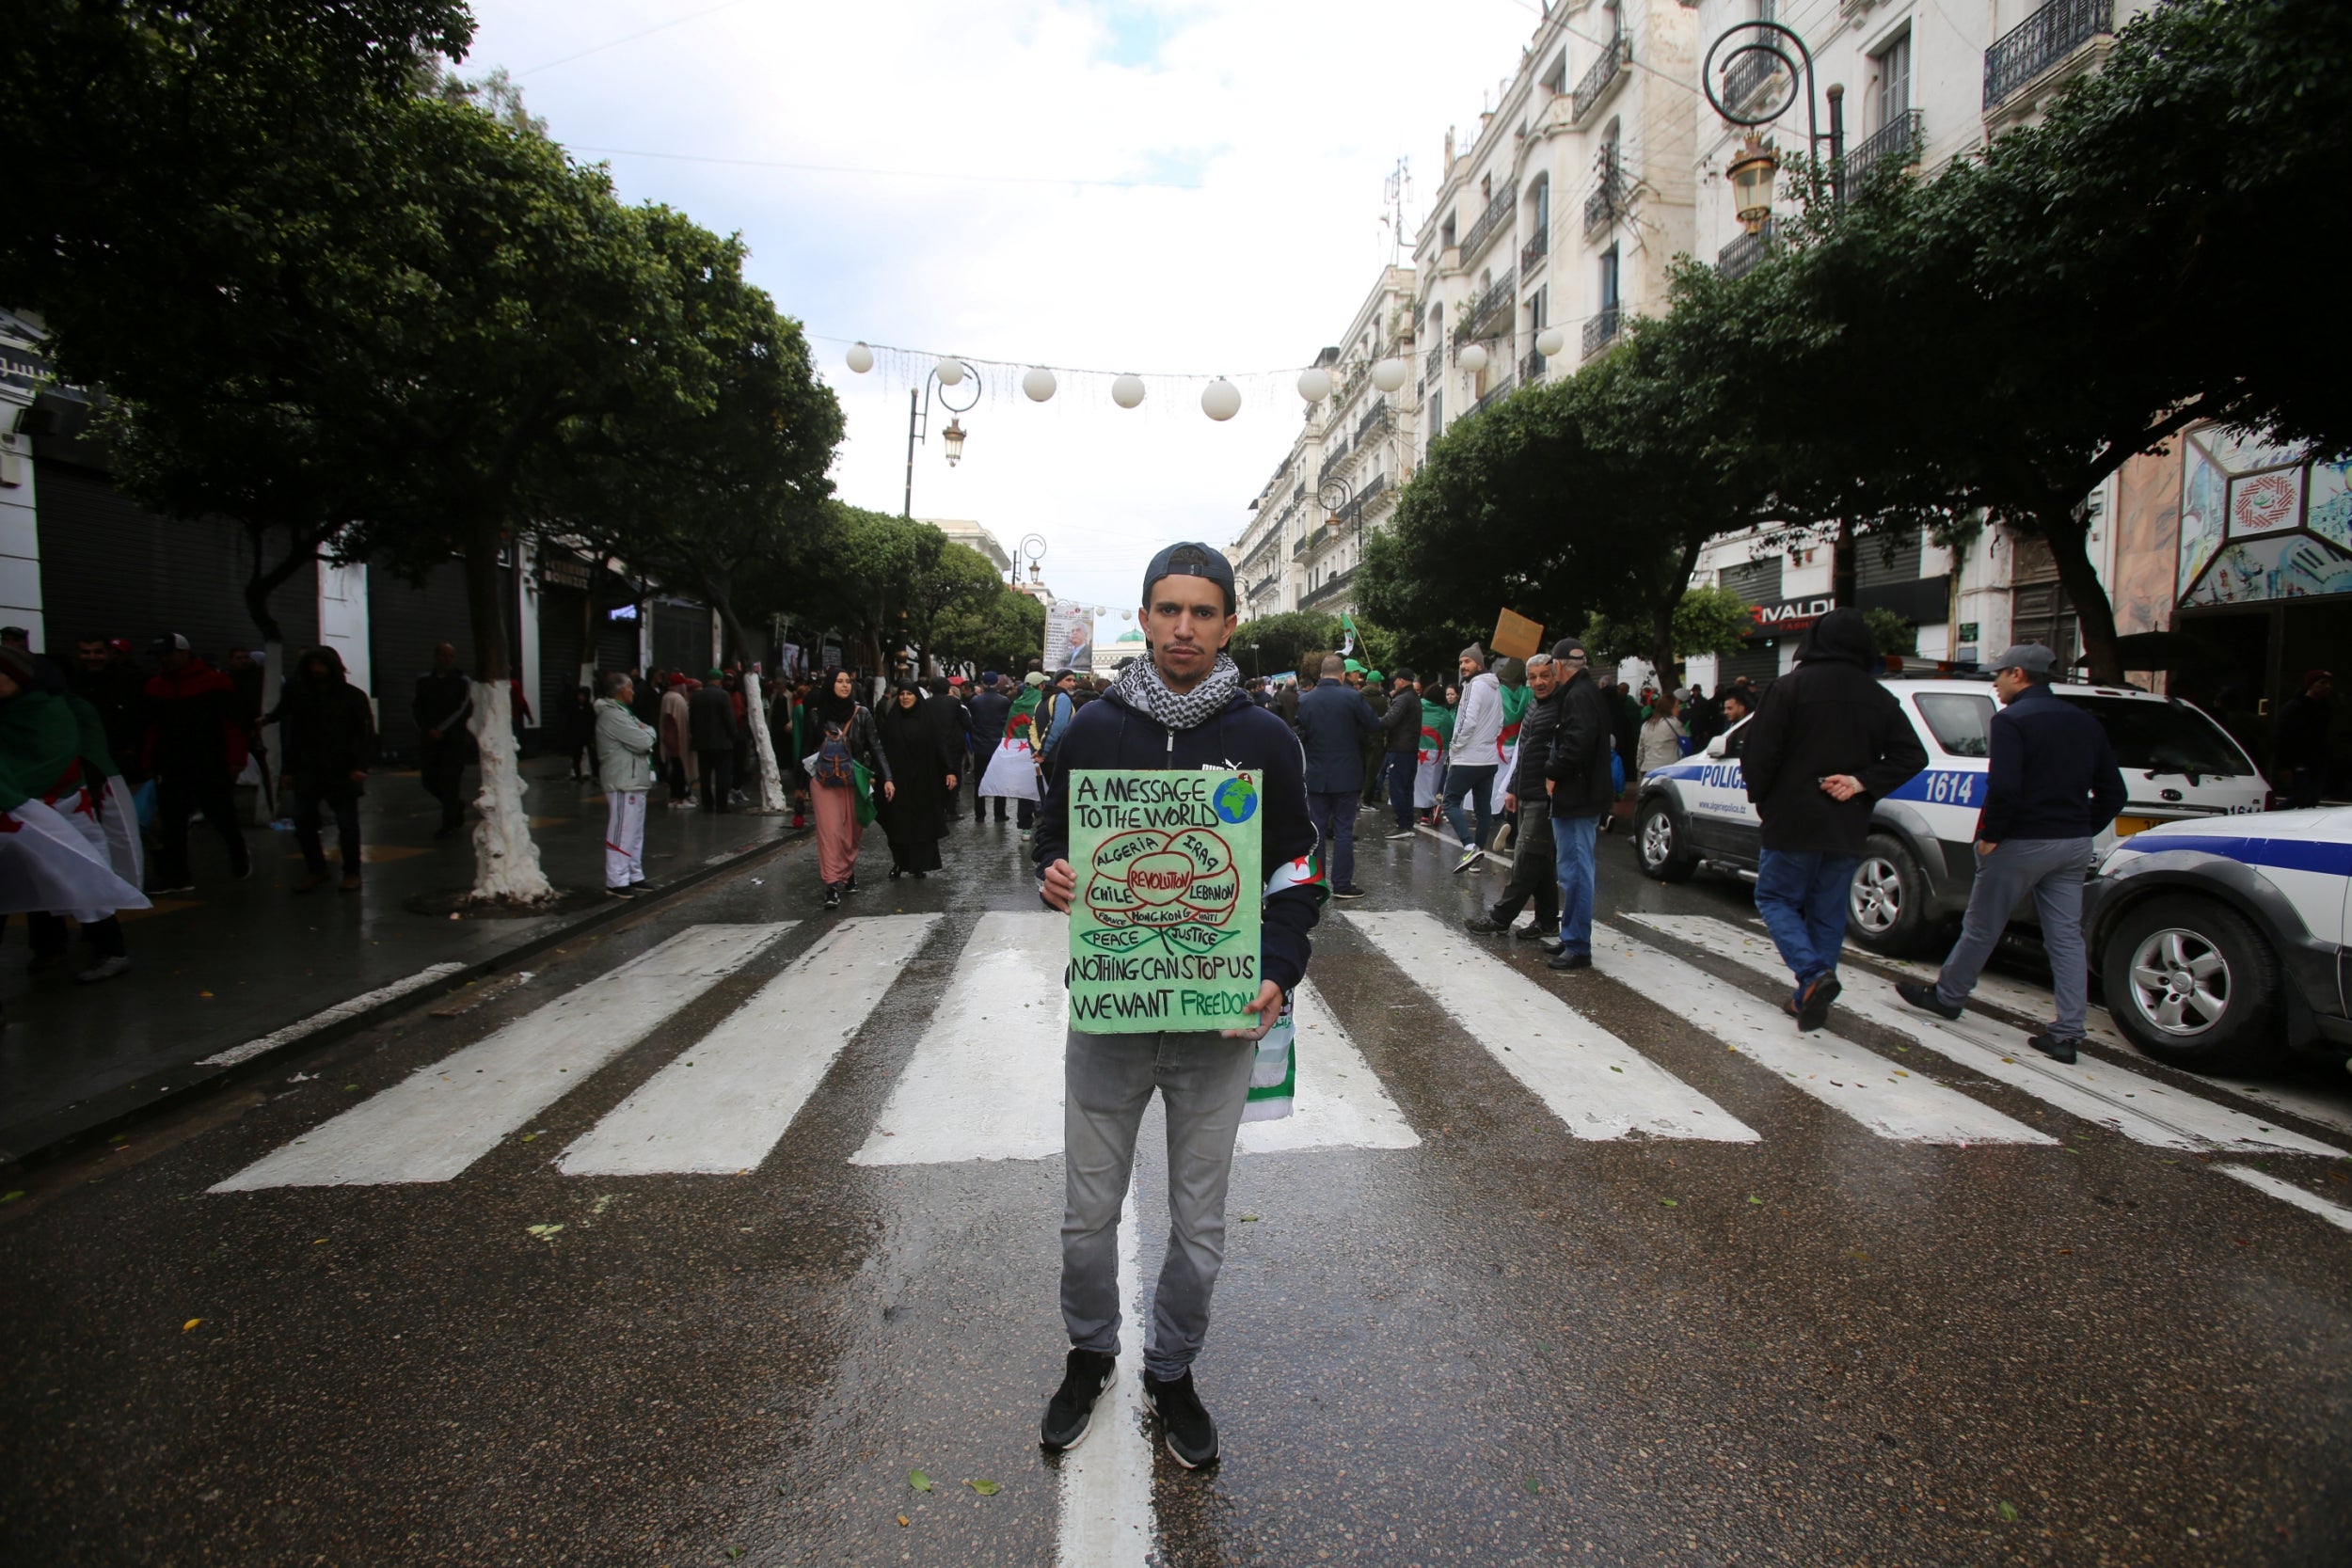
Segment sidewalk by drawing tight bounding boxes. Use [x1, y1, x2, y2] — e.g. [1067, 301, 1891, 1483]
[0, 756, 803, 1164]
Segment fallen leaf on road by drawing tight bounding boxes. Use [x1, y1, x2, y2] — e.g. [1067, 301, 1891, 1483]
[1609, 1066, 1622, 1073]
[1995, 1500, 2019, 1522]
[1238, 1214, 1260, 1223]
[526, 1224, 564, 1242]
[1659, 1199, 1679, 1208]
[199, 990, 213, 998]
[897, 1515, 909, 1528]
[909, 1470, 931, 1492]
[0, 1191, 23, 1205]
[965, 1479, 999, 1496]
[183, 1319, 201, 1332]
[1746, 1195, 1763, 1205]
[1523, 1477, 1541, 1496]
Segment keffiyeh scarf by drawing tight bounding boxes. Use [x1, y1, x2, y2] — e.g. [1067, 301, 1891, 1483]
[1107, 651, 1244, 733]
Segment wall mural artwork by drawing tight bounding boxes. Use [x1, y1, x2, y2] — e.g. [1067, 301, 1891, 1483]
[2177, 430, 2352, 607]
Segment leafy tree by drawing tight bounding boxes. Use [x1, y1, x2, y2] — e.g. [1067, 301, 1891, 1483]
[1862, 609, 1919, 658]
[1231, 611, 1343, 680]
[902, 543, 1013, 673]
[933, 583, 1046, 673]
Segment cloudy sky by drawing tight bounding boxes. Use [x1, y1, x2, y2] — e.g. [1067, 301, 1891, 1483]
[459, 0, 1552, 618]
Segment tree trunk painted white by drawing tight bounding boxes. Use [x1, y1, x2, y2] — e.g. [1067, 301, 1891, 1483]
[467, 679, 554, 903]
[251, 641, 284, 825]
[742, 671, 787, 813]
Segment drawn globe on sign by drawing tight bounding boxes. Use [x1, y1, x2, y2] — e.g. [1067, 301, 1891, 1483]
[1082, 827, 1242, 954]
[1213, 776, 1259, 824]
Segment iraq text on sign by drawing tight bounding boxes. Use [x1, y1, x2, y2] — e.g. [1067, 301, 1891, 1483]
[1066, 768, 1263, 1033]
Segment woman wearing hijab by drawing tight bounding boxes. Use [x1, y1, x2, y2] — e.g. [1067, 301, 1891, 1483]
[1414, 677, 1454, 827]
[874, 680, 956, 879]
[807, 667, 892, 910]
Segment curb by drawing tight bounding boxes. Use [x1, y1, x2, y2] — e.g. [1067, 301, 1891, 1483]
[0, 826, 810, 1175]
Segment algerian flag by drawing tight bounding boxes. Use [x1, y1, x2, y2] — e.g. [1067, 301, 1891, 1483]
[1338, 610, 1360, 657]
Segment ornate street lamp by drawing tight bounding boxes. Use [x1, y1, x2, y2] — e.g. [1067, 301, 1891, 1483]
[1703, 20, 1846, 223]
[902, 357, 980, 516]
[1014, 532, 1047, 589]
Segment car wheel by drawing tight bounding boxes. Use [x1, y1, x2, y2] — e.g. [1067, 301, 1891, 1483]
[1633, 797, 1698, 882]
[2100, 895, 2280, 1072]
[1847, 833, 1931, 956]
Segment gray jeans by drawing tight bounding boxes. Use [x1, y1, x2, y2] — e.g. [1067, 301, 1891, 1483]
[1934, 836, 2095, 1037]
[1062, 1026, 1256, 1380]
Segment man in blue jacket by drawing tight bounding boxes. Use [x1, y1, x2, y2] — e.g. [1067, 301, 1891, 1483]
[1898, 643, 2125, 1062]
[1295, 653, 1376, 899]
[1033, 541, 1322, 1470]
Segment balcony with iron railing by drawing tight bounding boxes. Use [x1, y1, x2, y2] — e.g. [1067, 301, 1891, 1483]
[1356, 400, 1392, 444]
[1459, 268, 1517, 341]
[1717, 215, 1777, 279]
[1338, 471, 1390, 524]
[1845, 109, 1924, 188]
[1583, 160, 1627, 237]
[1317, 440, 1350, 484]
[1571, 34, 1631, 125]
[1520, 226, 1548, 276]
[1470, 372, 1516, 419]
[1520, 348, 1547, 385]
[1300, 563, 1360, 610]
[1582, 307, 1621, 359]
[1459, 179, 1518, 261]
[1722, 47, 1782, 116]
[1423, 342, 1442, 385]
[1985, 0, 2114, 110]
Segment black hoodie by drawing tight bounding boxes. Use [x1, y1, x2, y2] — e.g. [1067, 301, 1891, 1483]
[1739, 608, 1927, 855]
[275, 647, 377, 799]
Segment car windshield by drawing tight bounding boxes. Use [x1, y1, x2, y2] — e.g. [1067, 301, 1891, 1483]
[1915, 693, 1995, 757]
[2058, 695, 2249, 776]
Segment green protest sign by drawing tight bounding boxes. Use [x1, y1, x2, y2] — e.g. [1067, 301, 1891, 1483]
[1067, 768, 1263, 1033]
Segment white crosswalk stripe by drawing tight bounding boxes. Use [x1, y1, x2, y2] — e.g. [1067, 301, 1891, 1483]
[1592, 925, 2053, 1146]
[212, 924, 794, 1192]
[851, 910, 1069, 1165]
[1235, 979, 1420, 1155]
[1340, 911, 1759, 1144]
[1629, 914, 2345, 1159]
[560, 915, 940, 1177]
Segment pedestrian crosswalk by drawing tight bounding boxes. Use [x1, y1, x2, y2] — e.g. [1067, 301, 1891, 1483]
[211, 906, 2347, 1214]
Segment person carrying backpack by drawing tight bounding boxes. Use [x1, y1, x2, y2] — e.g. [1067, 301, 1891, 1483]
[807, 667, 892, 910]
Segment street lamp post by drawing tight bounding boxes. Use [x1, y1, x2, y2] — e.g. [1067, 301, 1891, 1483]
[903, 359, 981, 518]
[1013, 533, 1047, 590]
[1702, 20, 1846, 222]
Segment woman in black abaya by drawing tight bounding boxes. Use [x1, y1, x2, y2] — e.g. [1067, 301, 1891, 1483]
[874, 680, 955, 879]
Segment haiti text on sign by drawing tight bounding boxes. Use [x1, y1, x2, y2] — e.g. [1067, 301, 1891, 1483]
[1066, 769, 1263, 1033]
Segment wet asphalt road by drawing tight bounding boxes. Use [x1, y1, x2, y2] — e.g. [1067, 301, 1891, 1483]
[5, 806, 2350, 1567]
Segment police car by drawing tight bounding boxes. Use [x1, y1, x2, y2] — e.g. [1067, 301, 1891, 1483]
[2084, 808, 2352, 1072]
[1632, 677, 2270, 956]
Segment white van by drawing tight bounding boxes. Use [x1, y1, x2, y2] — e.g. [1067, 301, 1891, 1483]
[1632, 677, 2271, 955]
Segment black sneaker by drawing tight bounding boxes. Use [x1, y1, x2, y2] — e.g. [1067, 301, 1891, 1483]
[1547, 950, 1591, 972]
[821, 886, 841, 911]
[1141, 1370, 1219, 1468]
[1513, 921, 1549, 942]
[2027, 1032, 2081, 1065]
[1537, 935, 1565, 956]
[1331, 885, 1366, 900]
[1797, 974, 1842, 1032]
[1895, 980, 1963, 1021]
[1040, 1348, 1120, 1452]
[1463, 914, 1512, 935]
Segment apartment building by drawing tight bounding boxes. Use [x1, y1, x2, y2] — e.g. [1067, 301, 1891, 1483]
[1416, 0, 1697, 458]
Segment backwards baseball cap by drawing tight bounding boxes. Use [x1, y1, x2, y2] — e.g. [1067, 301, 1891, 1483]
[151, 631, 192, 655]
[1139, 542, 1236, 613]
[1550, 637, 1589, 661]
[1990, 643, 2056, 675]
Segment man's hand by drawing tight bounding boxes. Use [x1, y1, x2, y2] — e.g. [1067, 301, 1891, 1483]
[1502, 791, 1518, 814]
[882, 781, 896, 802]
[945, 774, 958, 791]
[1977, 839, 1999, 857]
[1222, 980, 1286, 1041]
[1545, 778, 1555, 796]
[1819, 773, 1865, 801]
[1040, 857, 1076, 911]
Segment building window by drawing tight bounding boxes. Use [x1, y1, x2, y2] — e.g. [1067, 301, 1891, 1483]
[1541, 52, 1566, 95]
[1440, 214, 1456, 249]
[1429, 389, 1442, 438]
[1599, 245, 1620, 313]
[1529, 175, 1549, 240]
[1873, 31, 1912, 127]
[1529, 285, 1548, 333]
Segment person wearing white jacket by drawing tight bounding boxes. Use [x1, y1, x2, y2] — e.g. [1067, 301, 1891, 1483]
[1443, 642, 1505, 871]
[1635, 691, 1689, 775]
[593, 672, 659, 897]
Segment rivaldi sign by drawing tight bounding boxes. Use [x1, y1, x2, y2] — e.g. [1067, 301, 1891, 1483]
[1747, 594, 1836, 636]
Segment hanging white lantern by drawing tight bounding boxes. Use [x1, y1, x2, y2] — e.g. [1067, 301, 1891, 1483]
[1296, 367, 1332, 403]
[935, 356, 965, 387]
[1535, 327, 1566, 359]
[1111, 373, 1147, 409]
[1457, 342, 1489, 373]
[1200, 379, 1242, 421]
[1023, 366, 1057, 403]
[1371, 357, 1408, 393]
[845, 341, 875, 374]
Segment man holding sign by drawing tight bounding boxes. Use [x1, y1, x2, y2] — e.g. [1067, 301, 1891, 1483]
[1033, 542, 1322, 1468]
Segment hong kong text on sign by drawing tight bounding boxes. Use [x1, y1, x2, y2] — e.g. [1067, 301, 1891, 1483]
[1067, 769, 1263, 1033]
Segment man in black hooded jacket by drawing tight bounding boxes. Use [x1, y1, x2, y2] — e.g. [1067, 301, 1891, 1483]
[1740, 608, 1926, 1029]
[1032, 542, 1320, 1472]
[275, 646, 376, 892]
